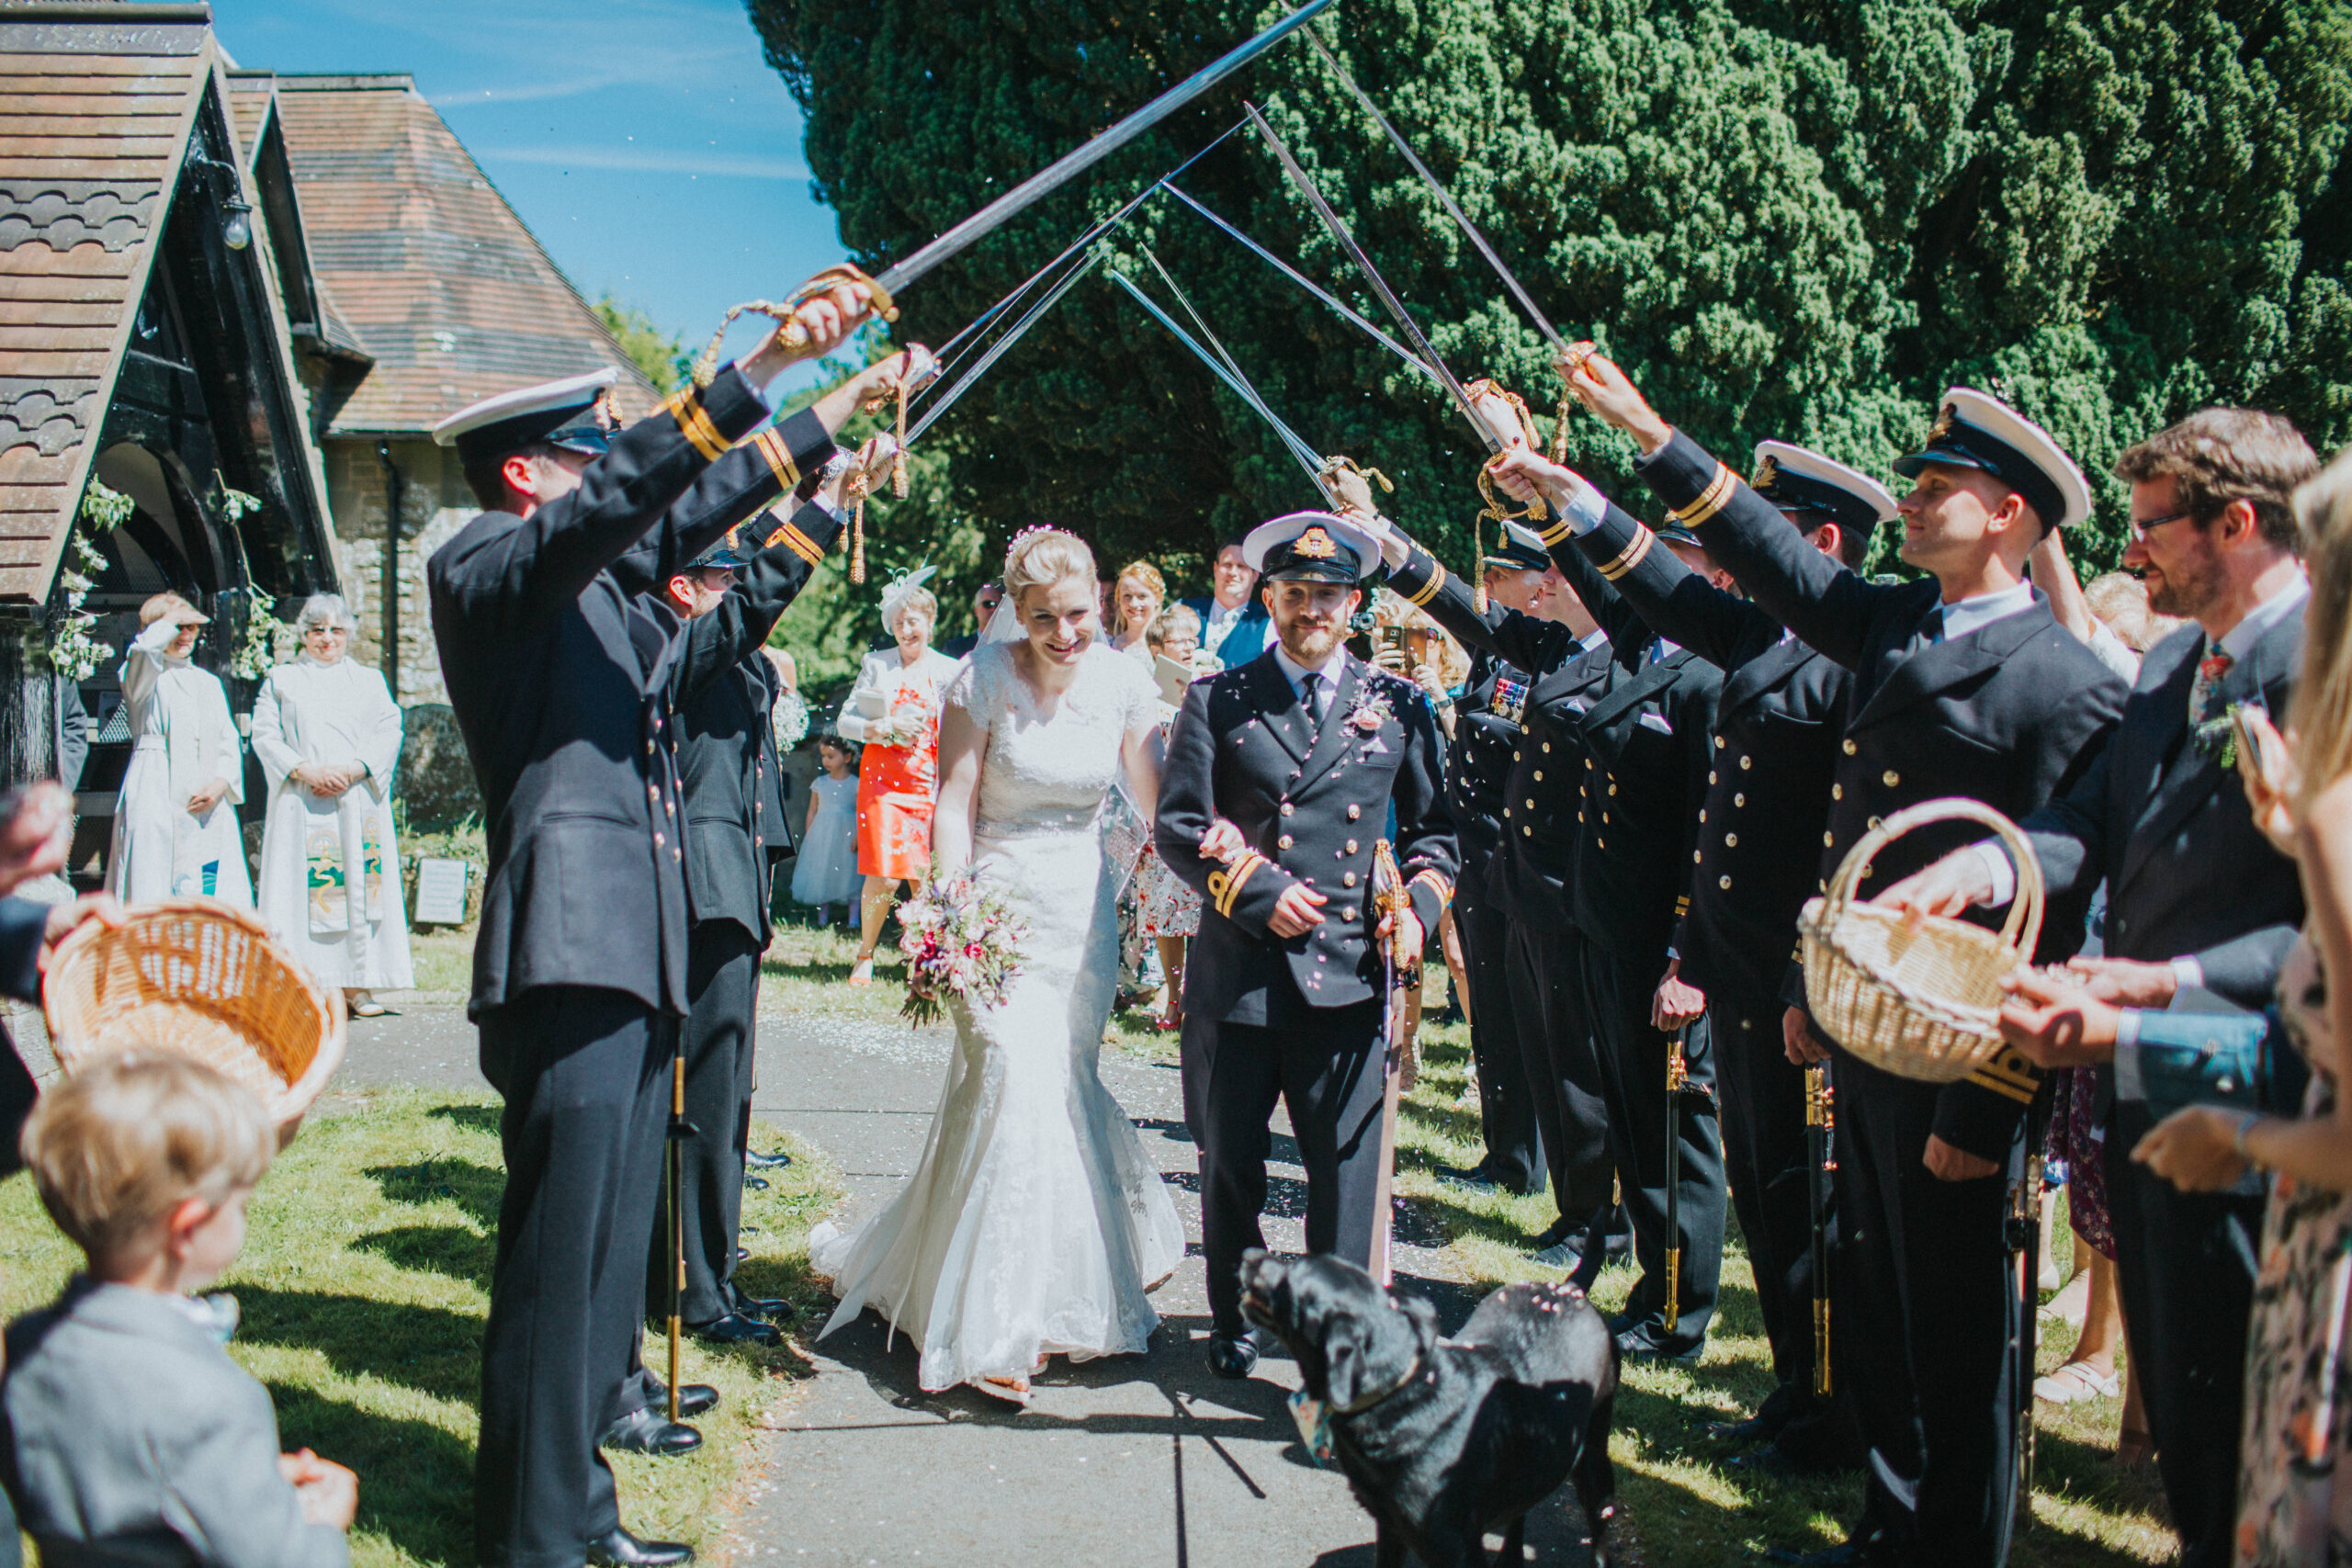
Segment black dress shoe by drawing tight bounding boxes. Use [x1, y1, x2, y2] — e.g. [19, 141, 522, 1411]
[1435, 1163, 1502, 1194]
[639, 1381, 720, 1419]
[1530, 1225, 1596, 1269]
[1613, 1322, 1705, 1365]
[598, 1406, 703, 1457]
[1709, 1382, 1803, 1444]
[1206, 1333, 1258, 1379]
[745, 1148, 793, 1170]
[586, 1526, 695, 1566]
[742, 1174, 770, 1191]
[690, 1311, 782, 1348]
[727, 1285, 797, 1324]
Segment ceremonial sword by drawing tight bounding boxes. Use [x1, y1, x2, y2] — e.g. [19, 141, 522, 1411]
[733, 0, 1341, 355]
[1664, 1025, 1688, 1335]
[1370, 840, 1412, 1287]
[1301, 30, 1570, 352]
[1805, 1061, 1835, 1399]
[1244, 103, 1503, 458]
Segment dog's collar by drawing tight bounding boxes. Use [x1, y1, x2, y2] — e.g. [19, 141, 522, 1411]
[1331, 1352, 1423, 1416]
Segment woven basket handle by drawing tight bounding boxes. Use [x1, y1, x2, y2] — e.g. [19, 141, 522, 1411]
[1816, 796, 2044, 964]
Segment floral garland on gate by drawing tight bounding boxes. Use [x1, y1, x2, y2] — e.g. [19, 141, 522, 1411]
[42, 481, 130, 681]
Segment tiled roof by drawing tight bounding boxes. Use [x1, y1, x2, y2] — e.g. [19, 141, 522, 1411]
[0, 5, 213, 601]
[273, 74, 655, 436]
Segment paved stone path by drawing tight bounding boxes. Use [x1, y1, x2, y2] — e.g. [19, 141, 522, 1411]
[206, 998, 1599, 1567]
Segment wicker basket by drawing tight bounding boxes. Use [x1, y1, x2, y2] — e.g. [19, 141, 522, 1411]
[1798, 798, 2042, 1083]
[42, 898, 346, 1132]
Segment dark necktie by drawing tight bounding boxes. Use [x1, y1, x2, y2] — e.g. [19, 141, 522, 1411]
[1299, 671, 1324, 736]
[2190, 642, 2235, 727]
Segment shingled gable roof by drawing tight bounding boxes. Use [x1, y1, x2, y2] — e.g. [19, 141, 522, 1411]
[271, 73, 657, 438]
[0, 0, 330, 605]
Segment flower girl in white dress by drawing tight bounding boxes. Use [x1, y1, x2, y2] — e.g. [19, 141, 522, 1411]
[808, 529, 1187, 1403]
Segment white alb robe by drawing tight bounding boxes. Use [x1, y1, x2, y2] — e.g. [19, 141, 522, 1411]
[250, 655, 413, 989]
[107, 619, 251, 906]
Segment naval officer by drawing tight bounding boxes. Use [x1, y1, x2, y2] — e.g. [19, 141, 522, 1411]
[1541, 350, 2126, 1567]
[1352, 486, 1624, 1268]
[1439, 522, 1578, 1198]
[429, 285, 893, 1568]
[1512, 433, 1890, 1455]
[1157, 510, 1458, 1377]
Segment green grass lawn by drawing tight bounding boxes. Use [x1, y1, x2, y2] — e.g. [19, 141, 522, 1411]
[1, 922, 2169, 1566]
[0, 1089, 843, 1568]
[752, 926, 2170, 1564]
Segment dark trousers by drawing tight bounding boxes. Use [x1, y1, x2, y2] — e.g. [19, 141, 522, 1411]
[1508, 918, 1613, 1217]
[1183, 993, 1385, 1337]
[647, 922, 763, 1326]
[2107, 1101, 2263, 1568]
[1714, 1001, 1818, 1391]
[477, 987, 673, 1568]
[1579, 940, 1725, 1347]
[1455, 879, 1544, 1193]
[1838, 1058, 2023, 1568]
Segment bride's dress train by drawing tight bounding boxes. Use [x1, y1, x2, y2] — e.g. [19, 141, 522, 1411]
[808, 641, 1185, 1395]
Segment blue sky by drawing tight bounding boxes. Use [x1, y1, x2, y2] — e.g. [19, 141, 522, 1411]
[220, 0, 849, 381]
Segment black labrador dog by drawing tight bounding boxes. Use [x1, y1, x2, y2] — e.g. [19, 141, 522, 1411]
[1239, 1249, 1617, 1568]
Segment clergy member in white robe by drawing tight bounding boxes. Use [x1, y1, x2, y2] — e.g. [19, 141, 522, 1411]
[106, 592, 250, 907]
[251, 593, 413, 1011]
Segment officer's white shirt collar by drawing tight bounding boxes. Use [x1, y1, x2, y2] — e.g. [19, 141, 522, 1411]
[1936, 579, 2038, 640]
[1272, 643, 1350, 695]
[1577, 626, 1609, 654]
[2216, 570, 2309, 661]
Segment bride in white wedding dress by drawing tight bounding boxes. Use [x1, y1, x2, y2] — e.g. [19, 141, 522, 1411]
[808, 527, 1187, 1403]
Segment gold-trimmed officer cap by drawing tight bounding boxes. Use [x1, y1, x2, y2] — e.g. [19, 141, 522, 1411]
[1894, 387, 2092, 532]
[1483, 520, 1550, 571]
[1244, 511, 1379, 584]
[1752, 440, 1899, 535]
[433, 367, 622, 467]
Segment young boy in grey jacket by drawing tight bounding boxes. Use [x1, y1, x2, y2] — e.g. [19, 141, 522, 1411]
[3, 1054, 356, 1567]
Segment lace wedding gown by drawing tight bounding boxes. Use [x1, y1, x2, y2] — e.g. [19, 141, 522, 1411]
[808, 641, 1187, 1394]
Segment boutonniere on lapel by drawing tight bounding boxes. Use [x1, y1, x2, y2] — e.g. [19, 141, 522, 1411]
[1345, 689, 1395, 734]
[2192, 697, 2262, 770]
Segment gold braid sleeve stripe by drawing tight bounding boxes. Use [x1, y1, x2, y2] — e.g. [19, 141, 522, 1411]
[1669, 462, 1737, 528]
[1404, 560, 1446, 607]
[771, 516, 824, 567]
[1537, 516, 1576, 547]
[1964, 1044, 2041, 1103]
[752, 428, 801, 491]
[1598, 525, 1654, 581]
[1408, 868, 1453, 910]
[663, 389, 728, 462]
[1207, 853, 1267, 919]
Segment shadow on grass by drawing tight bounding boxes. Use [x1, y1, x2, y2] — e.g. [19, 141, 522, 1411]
[237, 1283, 483, 1404]
[426, 1103, 503, 1138]
[355, 1222, 496, 1292]
[270, 1381, 477, 1567]
[367, 1156, 504, 1233]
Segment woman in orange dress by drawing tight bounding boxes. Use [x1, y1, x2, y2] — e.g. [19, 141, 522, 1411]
[836, 570, 961, 984]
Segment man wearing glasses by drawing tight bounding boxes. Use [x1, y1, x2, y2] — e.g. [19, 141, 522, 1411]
[1883, 408, 2321, 1568]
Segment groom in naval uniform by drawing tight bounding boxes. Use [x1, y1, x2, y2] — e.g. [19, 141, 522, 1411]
[1157, 511, 1459, 1378]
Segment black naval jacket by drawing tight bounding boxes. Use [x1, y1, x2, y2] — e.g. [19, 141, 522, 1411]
[1385, 549, 1624, 919]
[1555, 489, 1853, 1006]
[1535, 532, 1725, 969]
[666, 506, 841, 949]
[2026, 613, 2305, 1007]
[1446, 646, 1522, 886]
[428, 370, 836, 1017]
[1637, 429, 2128, 1157]
[1156, 649, 1457, 1024]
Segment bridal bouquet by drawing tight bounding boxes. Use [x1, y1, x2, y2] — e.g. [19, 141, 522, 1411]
[896, 874, 1028, 1027]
